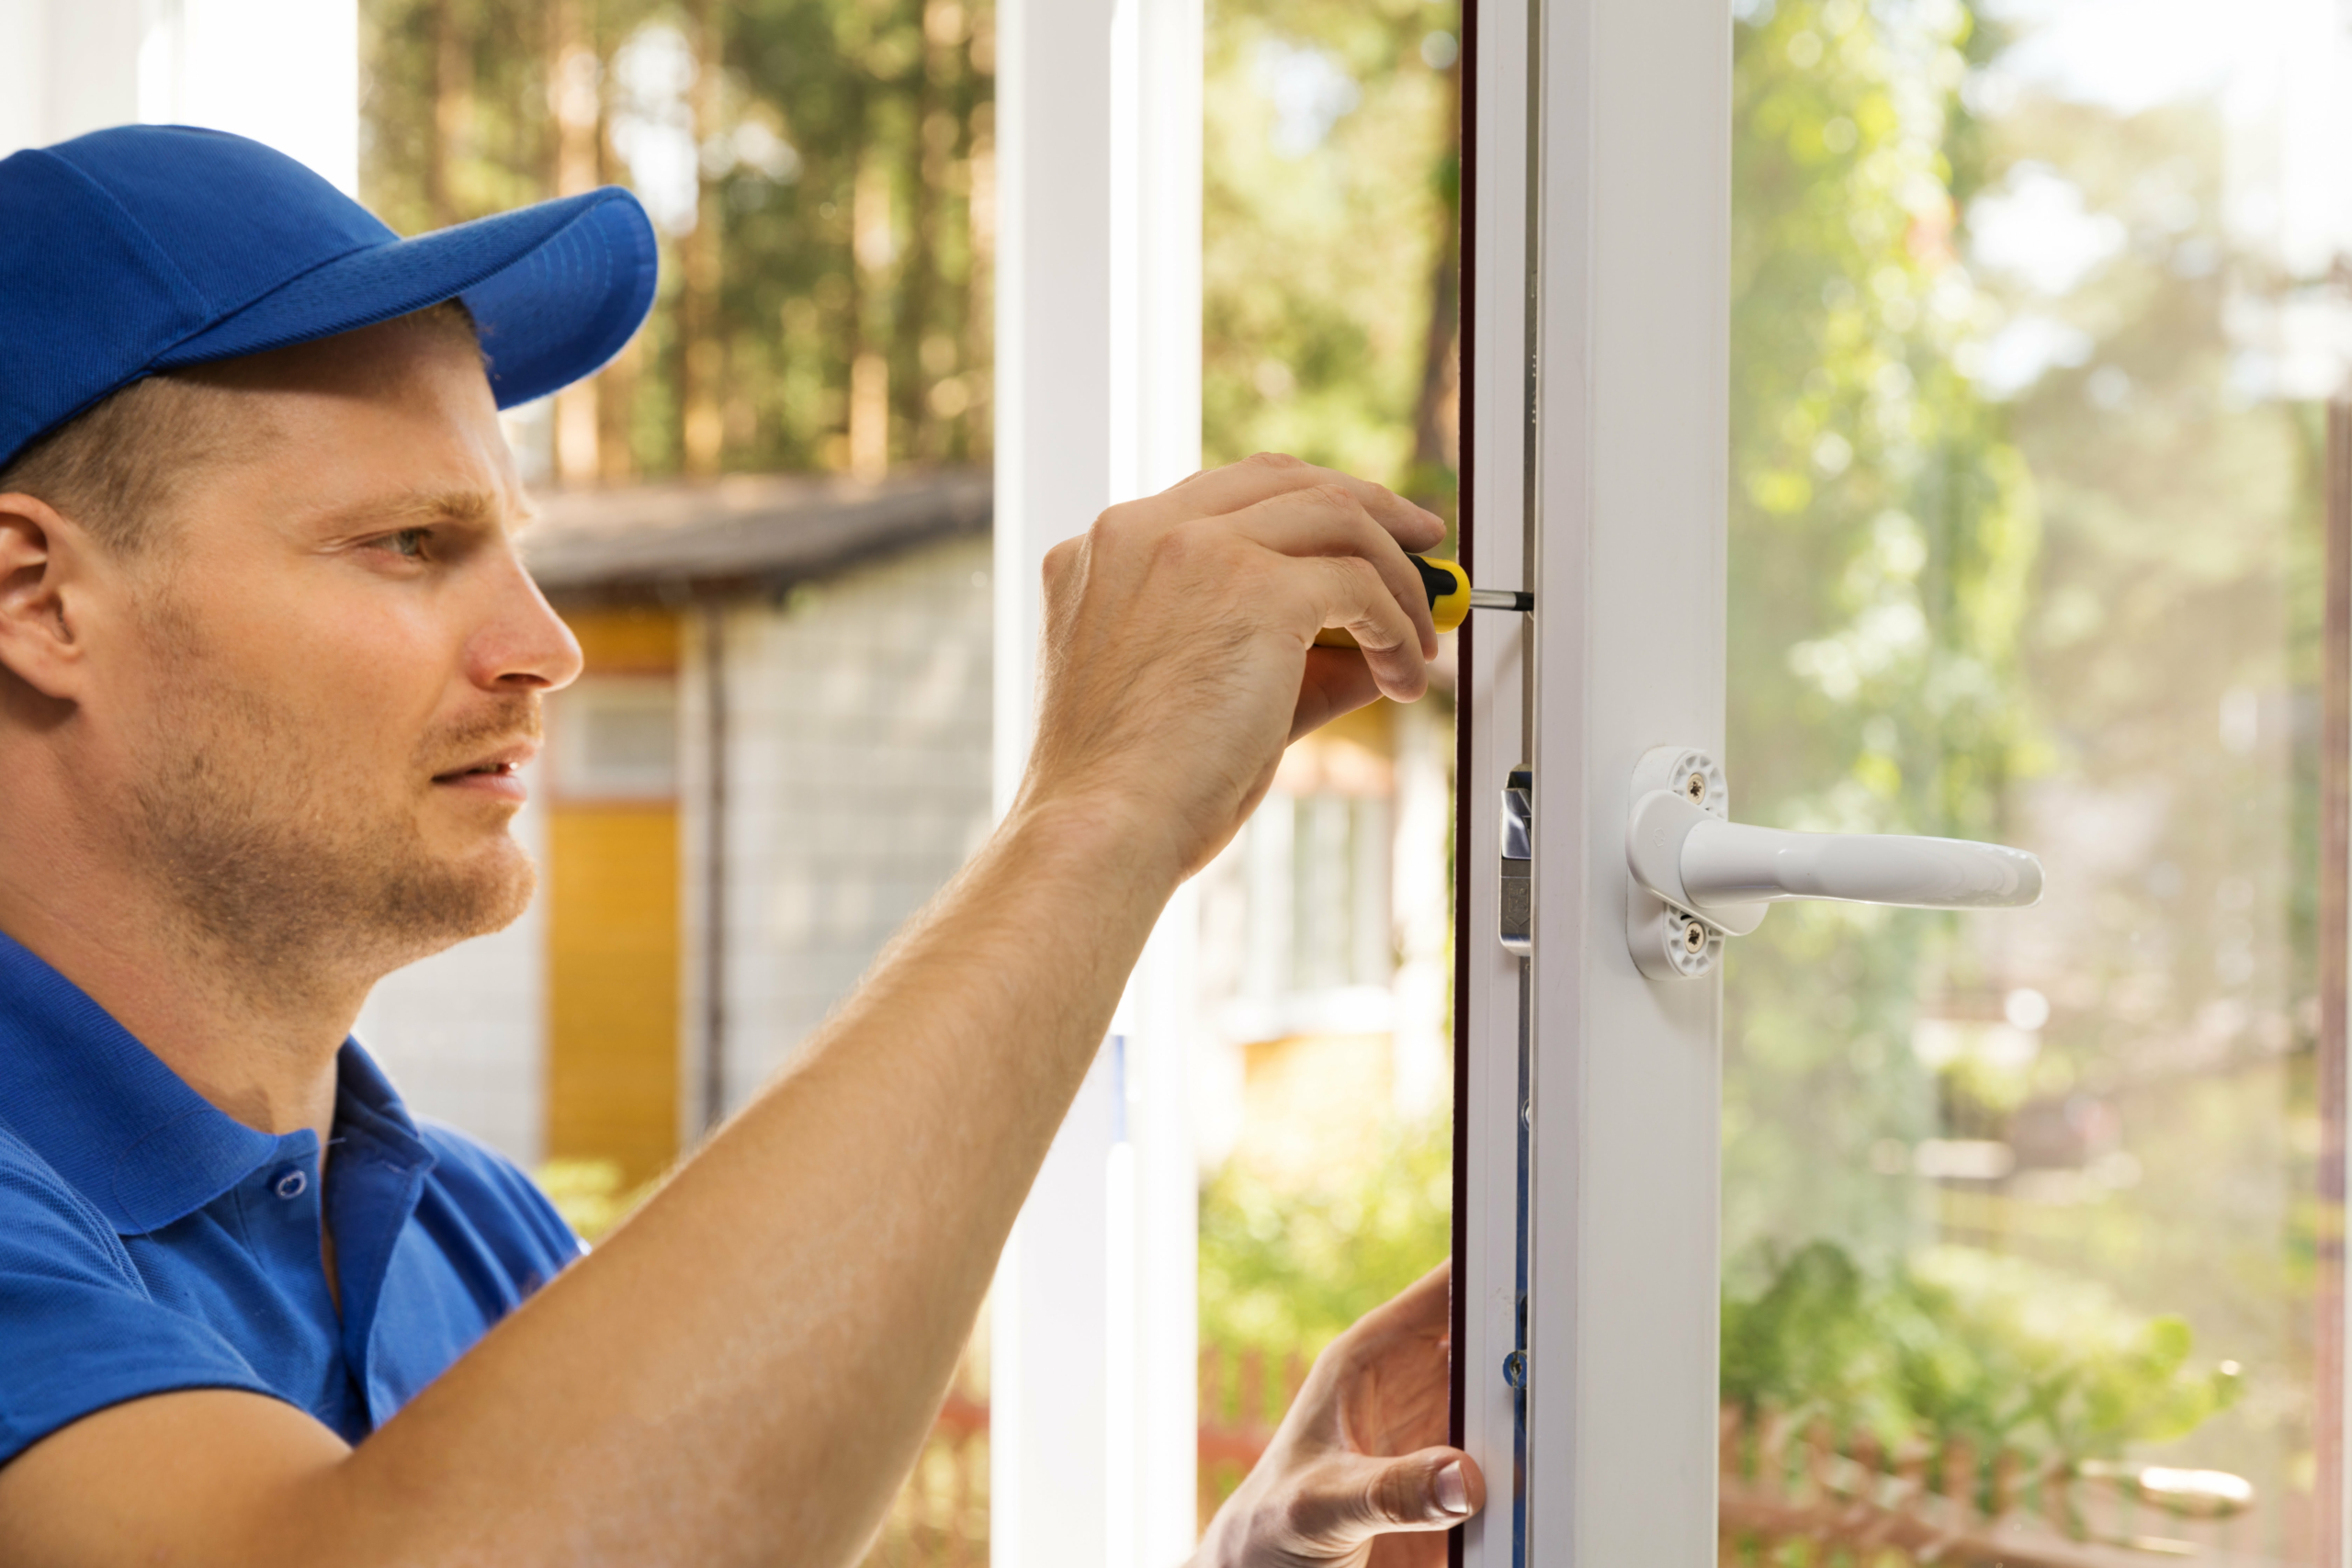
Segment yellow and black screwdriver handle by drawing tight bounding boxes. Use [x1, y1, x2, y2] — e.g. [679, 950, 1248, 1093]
[1312, 554, 1530, 649]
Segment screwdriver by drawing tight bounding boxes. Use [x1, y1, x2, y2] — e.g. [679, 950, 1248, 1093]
[1312, 554, 1533, 649]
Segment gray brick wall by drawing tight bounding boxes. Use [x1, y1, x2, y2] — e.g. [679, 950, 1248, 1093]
[705, 534, 997, 1116]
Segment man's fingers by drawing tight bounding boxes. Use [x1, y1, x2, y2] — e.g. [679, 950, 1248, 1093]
[1227, 485, 1440, 657]
[1292, 647, 1384, 742]
[1146, 452, 1446, 553]
[1300, 1450, 1486, 1545]
[1373, 1450, 1482, 1531]
[1301, 555, 1428, 702]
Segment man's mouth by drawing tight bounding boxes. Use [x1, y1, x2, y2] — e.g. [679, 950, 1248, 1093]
[431, 741, 538, 801]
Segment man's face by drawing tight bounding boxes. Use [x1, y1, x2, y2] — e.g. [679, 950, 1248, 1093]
[97, 319, 582, 988]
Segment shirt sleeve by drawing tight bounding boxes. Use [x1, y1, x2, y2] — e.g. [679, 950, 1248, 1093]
[0, 1138, 277, 1468]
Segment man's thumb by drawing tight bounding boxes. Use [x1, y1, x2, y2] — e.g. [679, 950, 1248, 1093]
[1362, 1450, 1484, 1532]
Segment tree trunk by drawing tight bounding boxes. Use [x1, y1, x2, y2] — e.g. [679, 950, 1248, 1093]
[1406, 47, 1464, 524]
[548, 0, 603, 484]
[849, 142, 894, 478]
[426, 0, 471, 228]
[680, 0, 725, 479]
[595, 20, 639, 484]
[962, 9, 996, 463]
[905, 0, 957, 461]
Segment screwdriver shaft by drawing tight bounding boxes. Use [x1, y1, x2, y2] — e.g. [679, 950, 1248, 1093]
[1467, 587, 1533, 613]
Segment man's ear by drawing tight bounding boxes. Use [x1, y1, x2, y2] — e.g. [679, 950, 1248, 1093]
[0, 491, 104, 703]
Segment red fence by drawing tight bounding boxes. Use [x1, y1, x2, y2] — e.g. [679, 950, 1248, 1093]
[1719, 1404, 2256, 1568]
[862, 1366, 2259, 1567]
[859, 1388, 991, 1568]
[1196, 1344, 1310, 1527]
[857, 1347, 1304, 1566]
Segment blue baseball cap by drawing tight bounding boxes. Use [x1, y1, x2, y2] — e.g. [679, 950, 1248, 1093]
[0, 124, 659, 471]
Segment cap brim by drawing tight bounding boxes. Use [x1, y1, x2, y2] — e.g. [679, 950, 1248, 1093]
[153, 187, 657, 409]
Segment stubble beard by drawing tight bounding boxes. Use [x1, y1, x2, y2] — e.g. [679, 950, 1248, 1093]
[125, 602, 537, 1006]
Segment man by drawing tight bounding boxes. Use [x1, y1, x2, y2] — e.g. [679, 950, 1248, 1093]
[0, 125, 1485, 1565]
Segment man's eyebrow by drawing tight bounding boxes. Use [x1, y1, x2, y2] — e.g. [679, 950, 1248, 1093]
[311, 489, 538, 534]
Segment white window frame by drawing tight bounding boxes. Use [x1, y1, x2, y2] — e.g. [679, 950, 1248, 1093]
[1453, 0, 1731, 1562]
[994, 0, 1734, 1560]
[0, 0, 358, 192]
[990, 1, 1203, 1565]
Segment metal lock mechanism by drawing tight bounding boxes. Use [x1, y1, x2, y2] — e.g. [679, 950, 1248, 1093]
[1499, 768, 1532, 955]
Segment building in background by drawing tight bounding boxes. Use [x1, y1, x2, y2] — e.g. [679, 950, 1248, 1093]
[1192, 692, 1454, 1184]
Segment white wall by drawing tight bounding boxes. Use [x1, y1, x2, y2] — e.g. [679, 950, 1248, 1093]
[357, 777, 550, 1164]
[711, 536, 997, 1109]
[0, 0, 140, 157]
[0, 0, 356, 192]
[993, 0, 1204, 1557]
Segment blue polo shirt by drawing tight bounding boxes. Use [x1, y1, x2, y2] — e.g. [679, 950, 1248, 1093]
[0, 931, 581, 1467]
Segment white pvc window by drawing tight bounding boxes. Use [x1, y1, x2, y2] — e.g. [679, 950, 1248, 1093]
[990, 1, 1203, 1564]
[1452, 6, 2352, 1567]
[0, 0, 358, 192]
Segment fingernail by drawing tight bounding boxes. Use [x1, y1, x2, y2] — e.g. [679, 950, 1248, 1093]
[1433, 1461, 1470, 1516]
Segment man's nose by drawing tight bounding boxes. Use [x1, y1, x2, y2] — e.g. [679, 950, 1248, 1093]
[470, 550, 585, 693]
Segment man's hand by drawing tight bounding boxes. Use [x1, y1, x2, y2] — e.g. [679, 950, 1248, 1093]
[1021, 452, 1446, 884]
[1195, 1264, 1484, 1568]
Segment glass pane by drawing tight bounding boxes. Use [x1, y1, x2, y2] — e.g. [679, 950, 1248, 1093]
[1193, 0, 1464, 1532]
[1724, 0, 2352, 1560]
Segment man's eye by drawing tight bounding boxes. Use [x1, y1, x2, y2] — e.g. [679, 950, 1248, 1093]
[379, 528, 429, 559]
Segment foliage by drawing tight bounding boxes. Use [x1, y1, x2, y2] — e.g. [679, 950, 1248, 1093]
[363, 0, 1458, 491]
[361, 0, 992, 479]
[536, 1157, 656, 1243]
[1723, 0, 2038, 1273]
[1724, 1240, 2242, 1464]
[1203, 0, 1461, 513]
[1730, 0, 2330, 1515]
[1198, 1112, 1452, 1364]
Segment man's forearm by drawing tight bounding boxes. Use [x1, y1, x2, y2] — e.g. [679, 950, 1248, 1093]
[317, 795, 1178, 1566]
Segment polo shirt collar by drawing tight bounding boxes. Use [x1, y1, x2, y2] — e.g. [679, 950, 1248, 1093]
[0, 930, 424, 1235]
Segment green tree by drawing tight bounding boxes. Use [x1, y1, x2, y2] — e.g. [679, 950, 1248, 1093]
[1726, 0, 2337, 1527]
[361, 0, 994, 481]
[1724, 1240, 2241, 1468]
[1198, 1114, 1452, 1370]
[1202, 0, 1462, 517]
[1724, 0, 2038, 1277]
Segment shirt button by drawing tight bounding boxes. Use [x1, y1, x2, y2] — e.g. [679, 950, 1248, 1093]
[272, 1168, 309, 1201]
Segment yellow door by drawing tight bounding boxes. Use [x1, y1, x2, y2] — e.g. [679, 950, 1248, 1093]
[545, 608, 682, 1192]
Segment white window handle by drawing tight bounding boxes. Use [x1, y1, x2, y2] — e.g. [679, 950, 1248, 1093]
[1621, 746, 2042, 979]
